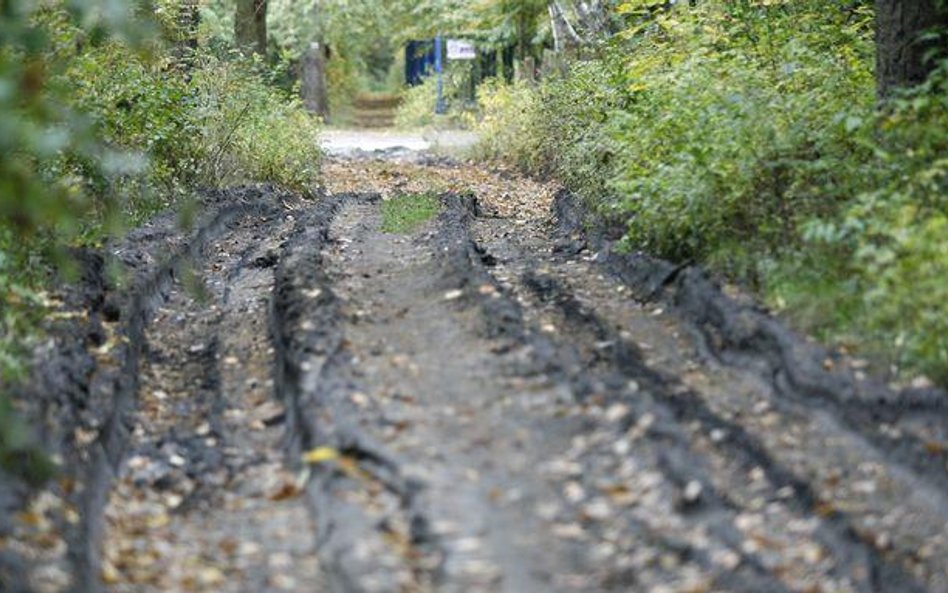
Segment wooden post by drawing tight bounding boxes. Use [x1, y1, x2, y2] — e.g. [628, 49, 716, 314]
[301, 42, 330, 123]
[517, 56, 537, 84]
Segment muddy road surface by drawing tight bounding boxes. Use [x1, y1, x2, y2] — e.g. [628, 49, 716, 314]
[6, 151, 948, 593]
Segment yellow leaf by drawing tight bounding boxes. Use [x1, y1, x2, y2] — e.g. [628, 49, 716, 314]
[302, 446, 340, 464]
[100, 560, 121, 584]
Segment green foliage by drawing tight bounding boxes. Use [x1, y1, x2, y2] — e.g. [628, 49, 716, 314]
[0, 0, 152, 484]
[381, 193, 441, 233]
[189, 54, 321, 192]
[471, 78, 540, 163]
[0, 1, 321, 479]
[250, 0, 553, 114]
[606, 2, 875, 269]
[790, 63, 948, 381]
[395, 78, 441, 128]
[5, 3, 321, 236]
[475, 1, 948, 383]
[66, 40, 194, 216]
[395, 64, 479, 129]
[69, 45, 321, 203]
[263, 0, 407, 106]
[474, 56, 628, 218]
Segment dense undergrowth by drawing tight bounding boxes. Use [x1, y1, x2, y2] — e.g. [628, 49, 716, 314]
[395, 64, 479, 129]
[1, 1, 320, 476]
[473, 1, 948, 385]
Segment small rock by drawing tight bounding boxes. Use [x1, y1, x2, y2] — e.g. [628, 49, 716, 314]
[564, 481, 585, 503]
[605, 403, 630, 423]
[683, 480, 703, 504]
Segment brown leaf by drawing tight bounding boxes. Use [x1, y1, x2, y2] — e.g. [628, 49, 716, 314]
[268, 481, 302, 502]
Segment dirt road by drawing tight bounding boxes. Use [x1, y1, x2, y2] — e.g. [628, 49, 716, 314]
[7, 149, 948, 593]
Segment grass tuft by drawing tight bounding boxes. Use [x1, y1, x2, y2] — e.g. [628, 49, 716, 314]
[380, 193, 441, 234]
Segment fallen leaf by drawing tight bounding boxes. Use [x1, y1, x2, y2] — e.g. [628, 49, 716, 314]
[101, 560, 122, 584]
[268, 482, 302, 501]
[302, 446, 340, 464]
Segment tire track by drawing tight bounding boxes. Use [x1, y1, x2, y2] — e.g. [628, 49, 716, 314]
[272, 193, 442, 593]
[467, 191, 945, 591]
[520, 270, 931, 593]
[72, 190, 285, 593]
[100, 199, 327, 592]
[552, 191, 948, 497]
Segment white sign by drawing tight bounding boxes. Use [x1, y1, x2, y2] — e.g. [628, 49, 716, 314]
[447, 39, 476, 60]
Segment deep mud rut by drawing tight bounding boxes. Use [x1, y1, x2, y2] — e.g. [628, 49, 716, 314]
[99, 210, 324, 591]
[7, 152, 948, 593]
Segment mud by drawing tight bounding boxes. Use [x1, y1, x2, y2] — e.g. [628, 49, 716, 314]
[4, 152, 947, 593]
[3, 186, 292, 592]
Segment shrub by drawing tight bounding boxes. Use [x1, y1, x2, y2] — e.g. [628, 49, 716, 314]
[786, 63, 948, 381]
[62, 22, 322, 217]
[471, 78, 539, 164]
[190, 54, 321, 193]
[395, 77, 440, 128]
[473, 1, 948, 383]
[604, 2, 875, 271]
[0, 1, 322, 468]
[395, 64, 479, 129]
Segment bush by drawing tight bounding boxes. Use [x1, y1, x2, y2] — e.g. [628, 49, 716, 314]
[787, 63, 948, 382]
[470, 78, 539, 163]
[604, 3, 875, 271]
[55, 15, 321, 221]
[190, 54, 321, 193]
[473, 1, 948, 384]
[474, 57, 632, 224]
[0, 1, 322, 469]
[395, 64, 479, 129]
[395, 77, 440, 128]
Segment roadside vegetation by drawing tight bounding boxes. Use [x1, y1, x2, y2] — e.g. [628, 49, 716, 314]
[0, 0, 320, 475]
[471, 1, 948, 386]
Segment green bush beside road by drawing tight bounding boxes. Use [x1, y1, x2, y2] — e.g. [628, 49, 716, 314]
[474, 1, 948, 385]
[0, 1, 321, 477]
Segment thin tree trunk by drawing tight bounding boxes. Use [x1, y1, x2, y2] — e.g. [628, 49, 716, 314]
[548, 0, 583, 52]
[174, 0, 200, 74]
[875, 0, 948, 98]
[235, 0, 267, 56]
[518, 8, 528, 61]
[301, 42, 330, 122]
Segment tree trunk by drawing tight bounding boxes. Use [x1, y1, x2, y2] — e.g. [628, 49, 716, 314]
[548, 0, 583, 52]
[573, 1, 607, 38]
[174, 0, 200, 74]
[875, 0, 948, 98]
[235, 0, 267, 56]
[301, 42, 330, 123]
[518, 8, 529, 61]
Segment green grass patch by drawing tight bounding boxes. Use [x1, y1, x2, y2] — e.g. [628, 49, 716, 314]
[380, 193, 441, 233]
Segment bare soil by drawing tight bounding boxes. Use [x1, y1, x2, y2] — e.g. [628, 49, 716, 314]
[4, 151, 947, 593]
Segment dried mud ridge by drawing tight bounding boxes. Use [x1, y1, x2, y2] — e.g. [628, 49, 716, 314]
[2, 178, 947, 593]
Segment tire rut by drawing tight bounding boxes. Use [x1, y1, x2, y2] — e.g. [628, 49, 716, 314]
[14, 158, 946, 593]
[471, 195, 948, 592]
[99, 205, 326, 592]
[275, 193, 612, 592]
[550, 190, 948, 498]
